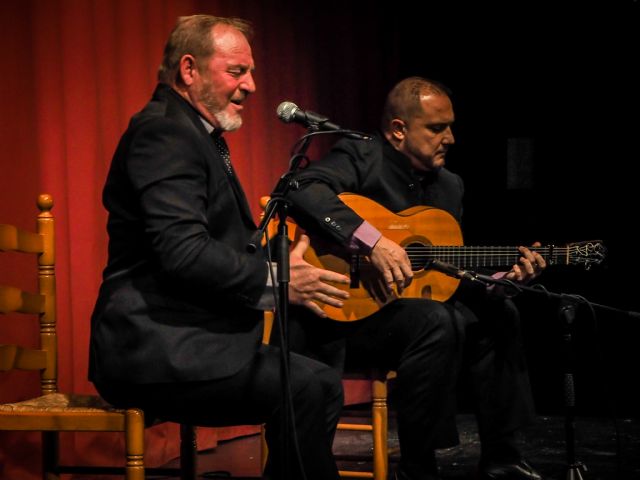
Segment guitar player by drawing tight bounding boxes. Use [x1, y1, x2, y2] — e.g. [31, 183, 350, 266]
[284, 77, 547, 480]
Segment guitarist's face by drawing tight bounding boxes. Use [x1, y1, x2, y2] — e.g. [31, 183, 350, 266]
[395, 93, 455, 172]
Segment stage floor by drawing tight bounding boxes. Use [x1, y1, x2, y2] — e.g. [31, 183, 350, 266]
[159, 411, 640, 479]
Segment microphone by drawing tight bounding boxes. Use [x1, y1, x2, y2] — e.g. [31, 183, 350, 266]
[429, 259, 484, 284]
[276, 101, 371, 140]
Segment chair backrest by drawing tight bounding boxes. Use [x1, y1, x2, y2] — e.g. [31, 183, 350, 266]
[0, 193, 56, 396]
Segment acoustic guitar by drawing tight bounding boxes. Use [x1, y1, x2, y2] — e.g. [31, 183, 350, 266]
[295, 193, 606, 322]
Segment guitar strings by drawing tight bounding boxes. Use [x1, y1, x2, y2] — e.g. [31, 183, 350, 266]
[354, 245, 601, 268]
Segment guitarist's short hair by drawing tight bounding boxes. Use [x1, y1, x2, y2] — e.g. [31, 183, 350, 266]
[381, 76, 453, 133]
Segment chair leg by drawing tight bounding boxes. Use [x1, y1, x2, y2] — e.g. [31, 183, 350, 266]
[260, 424, 268, 474]
[42, 431, 60, 480]
[371, 377, 389, 480]
[125, 408, 146, 480]
[180, 424, 198, 480]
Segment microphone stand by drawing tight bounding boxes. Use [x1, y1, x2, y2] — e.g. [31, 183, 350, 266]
[558, 299, 586, 480]
[431, 263, 639, 480]
[247, 126, 372, 479]
[246, 128, 316, 480]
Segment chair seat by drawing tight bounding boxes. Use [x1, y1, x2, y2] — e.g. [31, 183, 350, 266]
[0, 392, 131, 431]
[0, 392, 120, 412]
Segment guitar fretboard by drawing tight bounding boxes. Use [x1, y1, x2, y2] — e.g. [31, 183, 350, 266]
[403, 245, 568, 269]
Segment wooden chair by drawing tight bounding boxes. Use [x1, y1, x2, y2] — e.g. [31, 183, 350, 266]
[0, 193, 196, 480]
[259, 196, 396, 480]
[336, 369, 396, 480]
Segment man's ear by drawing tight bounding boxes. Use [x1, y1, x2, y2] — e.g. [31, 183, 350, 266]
[178, 55, 198, 86]
[390, 119, 406, 141]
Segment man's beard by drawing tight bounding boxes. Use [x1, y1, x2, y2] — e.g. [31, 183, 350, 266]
[213, 109, 242, 132]
[199, 81, 243, 132]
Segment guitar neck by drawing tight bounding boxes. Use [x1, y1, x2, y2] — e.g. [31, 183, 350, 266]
[405, 245, 570, 269]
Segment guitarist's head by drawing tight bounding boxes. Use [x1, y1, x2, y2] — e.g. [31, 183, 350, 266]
[382, 77, 455, 173]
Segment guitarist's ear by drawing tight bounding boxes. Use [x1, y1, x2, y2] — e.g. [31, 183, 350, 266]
[390, 119, 406, 142]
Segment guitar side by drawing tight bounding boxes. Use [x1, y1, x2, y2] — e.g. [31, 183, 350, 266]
[303, 193, 464, 322]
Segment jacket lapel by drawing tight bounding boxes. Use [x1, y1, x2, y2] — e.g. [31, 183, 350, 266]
[158, 85, 257, 228]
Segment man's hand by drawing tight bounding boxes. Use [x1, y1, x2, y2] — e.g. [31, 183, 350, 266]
[369, 236, 413, 294]
[289, 234, 350, 317]
[504, 242, 547, 283]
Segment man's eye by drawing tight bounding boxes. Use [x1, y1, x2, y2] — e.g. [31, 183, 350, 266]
[229, 68, 248, 78]
[429, 125, 448, 133]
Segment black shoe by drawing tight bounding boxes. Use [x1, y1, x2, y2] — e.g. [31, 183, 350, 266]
[478, 459, 542, 480]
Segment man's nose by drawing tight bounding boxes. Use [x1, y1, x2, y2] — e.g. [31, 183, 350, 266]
[241, 72, 256, 94]
[443, 126, 455, 144]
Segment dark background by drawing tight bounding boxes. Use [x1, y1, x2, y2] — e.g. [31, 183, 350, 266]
[280, 1, 640, 417]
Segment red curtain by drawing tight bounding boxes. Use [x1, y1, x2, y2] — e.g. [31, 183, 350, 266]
[0, 0, 390, 477]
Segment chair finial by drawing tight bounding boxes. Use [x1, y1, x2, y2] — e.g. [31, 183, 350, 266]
[37, 194, 54, 212]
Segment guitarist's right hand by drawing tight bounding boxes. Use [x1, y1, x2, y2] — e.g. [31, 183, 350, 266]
[289, 234, 351, 317]
[370, 236, 413, 294]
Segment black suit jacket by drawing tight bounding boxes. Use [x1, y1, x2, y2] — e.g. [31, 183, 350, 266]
[287, 134, 465, 247]
[89, 84, 267, 384]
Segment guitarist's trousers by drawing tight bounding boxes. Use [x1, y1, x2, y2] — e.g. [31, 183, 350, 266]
[285, 289, 536, 472]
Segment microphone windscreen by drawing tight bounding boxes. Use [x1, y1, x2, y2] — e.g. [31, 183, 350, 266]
[276, 101, 298, 122]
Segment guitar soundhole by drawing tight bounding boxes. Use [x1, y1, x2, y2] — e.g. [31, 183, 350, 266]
[405, 242, 428, 271]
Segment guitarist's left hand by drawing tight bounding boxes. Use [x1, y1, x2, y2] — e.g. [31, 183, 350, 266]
[504, 242, 547, 283]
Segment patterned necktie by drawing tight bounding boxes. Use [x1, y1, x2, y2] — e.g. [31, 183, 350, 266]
[212, 134, 233, 176]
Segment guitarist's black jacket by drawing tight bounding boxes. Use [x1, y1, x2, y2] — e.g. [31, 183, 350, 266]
[288, 133, 465, 247]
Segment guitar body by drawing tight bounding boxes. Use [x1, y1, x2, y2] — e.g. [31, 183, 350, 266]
[301, 193, 464, 322]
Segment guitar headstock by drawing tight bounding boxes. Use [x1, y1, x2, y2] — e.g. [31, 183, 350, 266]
[566, 240, 606, 270]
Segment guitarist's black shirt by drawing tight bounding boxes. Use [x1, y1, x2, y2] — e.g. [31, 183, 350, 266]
[289, 133, 465, 249]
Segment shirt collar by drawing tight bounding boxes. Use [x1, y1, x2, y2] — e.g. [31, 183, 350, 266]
[199, 116, 218, 136]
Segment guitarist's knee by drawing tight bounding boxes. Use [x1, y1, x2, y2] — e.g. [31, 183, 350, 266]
[394, 299, 458, 348]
